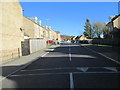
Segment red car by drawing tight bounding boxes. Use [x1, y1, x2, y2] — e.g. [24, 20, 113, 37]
[46, 40, 55, 44]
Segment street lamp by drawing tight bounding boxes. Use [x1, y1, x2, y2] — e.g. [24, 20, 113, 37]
[22, 9, 24, 16]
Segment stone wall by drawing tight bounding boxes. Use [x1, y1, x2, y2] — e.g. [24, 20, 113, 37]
[0, 0, 24, 62]
[23, 16, 48, 39]
[23, 16, 35, 38]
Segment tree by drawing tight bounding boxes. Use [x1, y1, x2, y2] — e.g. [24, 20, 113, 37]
[93, 21, 104, 38]
[102, 25, 109, 38]
[84, 19, 94, 39]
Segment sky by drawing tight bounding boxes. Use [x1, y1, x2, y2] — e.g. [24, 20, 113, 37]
[20, 2, 119, 36]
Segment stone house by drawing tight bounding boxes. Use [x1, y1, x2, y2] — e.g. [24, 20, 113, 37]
[23, 16, 42, 39]
[42, 26, 61, 42]
[0, 0, 24, 61]
[0, 0, 61, 62]
[106, 14, 120, 38]
[55, 31, 61, 43]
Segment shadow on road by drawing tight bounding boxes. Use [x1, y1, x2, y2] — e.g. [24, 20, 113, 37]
[1, 44, 120, 88]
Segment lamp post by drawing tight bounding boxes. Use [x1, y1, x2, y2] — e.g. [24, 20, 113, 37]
[22, 9, 24, 16]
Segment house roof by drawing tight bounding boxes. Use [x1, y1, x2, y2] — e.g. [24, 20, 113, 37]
[71, 36, 77, 40]
[106, 14, 120, 26]
[111, 14, 120, 22]
[106, 21, 112, 26]
[74, 35, 88, 40]
[75, 36, 81, 40]
[55, 31, 60, 34]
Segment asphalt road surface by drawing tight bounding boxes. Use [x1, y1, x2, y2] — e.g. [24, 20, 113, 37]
[2, 44, 120, 89]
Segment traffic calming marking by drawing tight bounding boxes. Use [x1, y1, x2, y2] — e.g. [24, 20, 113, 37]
[104, 67, 118, 72]
[77, 67, 89, 72]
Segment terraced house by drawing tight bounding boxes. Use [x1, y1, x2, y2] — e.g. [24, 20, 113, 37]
[0, 0, 61, 62]
[0, 0, 24, 62]
[23, 16, 42, 39]
[42, 25, 61, 41]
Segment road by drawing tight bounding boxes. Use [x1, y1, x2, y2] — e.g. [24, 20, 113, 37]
[2, 44, 120, 88]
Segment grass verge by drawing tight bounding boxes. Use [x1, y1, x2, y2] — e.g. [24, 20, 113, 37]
[92, 44, 112, 47]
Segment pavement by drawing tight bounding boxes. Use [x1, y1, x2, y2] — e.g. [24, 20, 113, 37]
[0, 45, 59, 80]
[82, 44, 120, 64]
[1, 44, 120, 89]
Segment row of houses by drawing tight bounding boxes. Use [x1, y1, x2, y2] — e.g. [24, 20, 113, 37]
[23, 16, 61, 41]
[0, 0, 61, 62]
[60, 35, 88, 43]
[105, 14, 120, 38]
[70, 35, 88, 43]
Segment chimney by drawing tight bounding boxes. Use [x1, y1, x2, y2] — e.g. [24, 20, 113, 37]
[29, 17, 38, 23]
[37, 20, 42, 25]
[48, 26, 51, 29]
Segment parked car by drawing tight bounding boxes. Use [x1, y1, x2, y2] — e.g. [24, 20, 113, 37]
[46, 40, 55, 45]
[60, 41, 66, 44]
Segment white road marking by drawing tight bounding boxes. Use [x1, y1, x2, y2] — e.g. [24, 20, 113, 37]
[84, 46, 120, 65]
[77, 67, 89, 72]
[21, 67, 77, 72]
[9, 71, 120, 77]
[70, 73, 74, 89]
[1, 52, 50, 81]
[69, 53, 72, 61]
[10, 72, 69, 77]
[1, 61, 35, 81]
[46, 49, 54, 51]
[20, 67, 120, 72]
[69, 45, 72, 61]
[104, 67, 118, 72]
[41, 52, 49, 57]
[73, 71, 120, 74]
